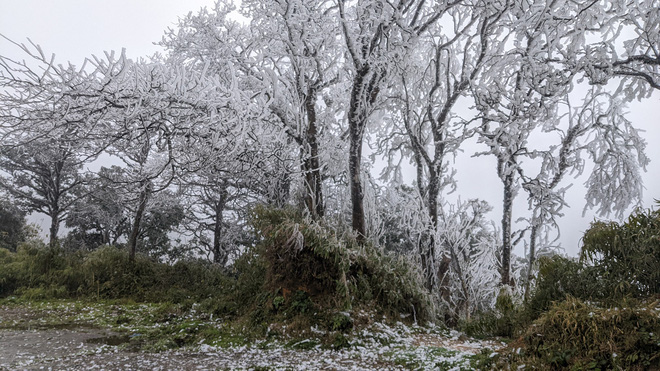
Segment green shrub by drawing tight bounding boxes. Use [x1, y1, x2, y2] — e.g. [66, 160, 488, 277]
[524, 255, 606, 320]
[524, 205, 660, 325]
[502, 297, 660, 370]
[460, 288, 520, 338]
[330, 312, 353, 332]
[0, 243, 234, 304]
[581, 207, 660, 298]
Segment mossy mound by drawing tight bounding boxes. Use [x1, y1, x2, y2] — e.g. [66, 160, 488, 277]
[501, 297, 660, 370]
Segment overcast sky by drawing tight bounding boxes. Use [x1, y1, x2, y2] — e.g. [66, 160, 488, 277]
[1, 0, 659, 256]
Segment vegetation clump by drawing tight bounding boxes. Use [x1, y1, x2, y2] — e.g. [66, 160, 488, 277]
[492, 204, 660, 369]
[0, 241, 233, 304]
[250, 206, 433, 323]
[502, 297, 660, 370]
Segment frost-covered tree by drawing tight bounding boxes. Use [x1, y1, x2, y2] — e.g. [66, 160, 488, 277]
[161, 0, 343, 219]
[470, 0, 585, 287]
[517, 88, 648, 298]
[378, 0, 509, 291]
[0, 41, 106, 246]
[568, 0, 660, 97]
[79, 50, 257, 260]
[471, 0, 657, 287]
[64, 166, 130, 248]
[437, 199, 500, 321]
[338, 0, 455, 242]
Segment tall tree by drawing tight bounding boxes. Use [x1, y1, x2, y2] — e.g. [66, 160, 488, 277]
[162, 0, 343, 219]
[0, 41, 105, 246]
[0, 128, 91, 247]
[337, 0, 453, 242]
[380, 0, 508, 291]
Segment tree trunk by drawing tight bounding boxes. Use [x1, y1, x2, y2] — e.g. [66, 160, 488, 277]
[303, 91, 324, 219]
[347, 71, 368, 242]
[212, 184, 228, 266]
[127, 180, 152, 262]
[49, 211, 59, 248]
[418, 231, 436, 290]
[346, 66, 384, 243]
[523, 222, 539, 301]
[349, 134, 366, 242]
[422, 166, 441, 291]
[500, 169, 515, 286]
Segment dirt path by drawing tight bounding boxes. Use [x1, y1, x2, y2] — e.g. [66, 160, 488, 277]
[0, 327, 399, 370]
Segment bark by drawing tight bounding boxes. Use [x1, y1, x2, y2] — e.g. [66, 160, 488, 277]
[127, 180, 152, 262]
[523, 222, 539, 301]
[418, 231, 436, 290]
[347, 70, 369, 242]
[49, 210, 59, 248]
[349, 129, 366, 242]
[48, 159, 64, 248]
[500, 165, 515, 286]
[420, 166, 441, 292]
[212, 184, 228, 265]
[302, 90, 324, 219]
[347, 61, 385, 243]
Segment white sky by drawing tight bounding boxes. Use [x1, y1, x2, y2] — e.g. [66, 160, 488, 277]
[1, 0, 659, 256]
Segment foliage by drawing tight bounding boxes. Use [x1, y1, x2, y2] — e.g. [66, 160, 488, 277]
[523, 255, 604, 319]
[0, 198, 27, 252]
[581, 206, 660, 298]
[460, 288, 522, 339]
[523, 205, 660, 324]
[502, 297, 660, 370]
[0, 243, 233, 304]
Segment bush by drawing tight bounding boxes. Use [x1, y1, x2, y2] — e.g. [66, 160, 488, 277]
[524, 255, 606, 320]
[460, 288, 520, 338]
[503, 297, 660, 370]
[523, 205, 660, 325]
[581, 207, 660, 298]
[0, 243, 233, 303]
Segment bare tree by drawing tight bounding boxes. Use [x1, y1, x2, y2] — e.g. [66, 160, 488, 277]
[0, 42, 103, 246]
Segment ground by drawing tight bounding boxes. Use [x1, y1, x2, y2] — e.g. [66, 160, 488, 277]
[0, 300, 504, 370]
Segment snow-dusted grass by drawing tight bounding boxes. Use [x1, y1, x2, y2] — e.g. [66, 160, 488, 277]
[0, 298, 503, 370]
